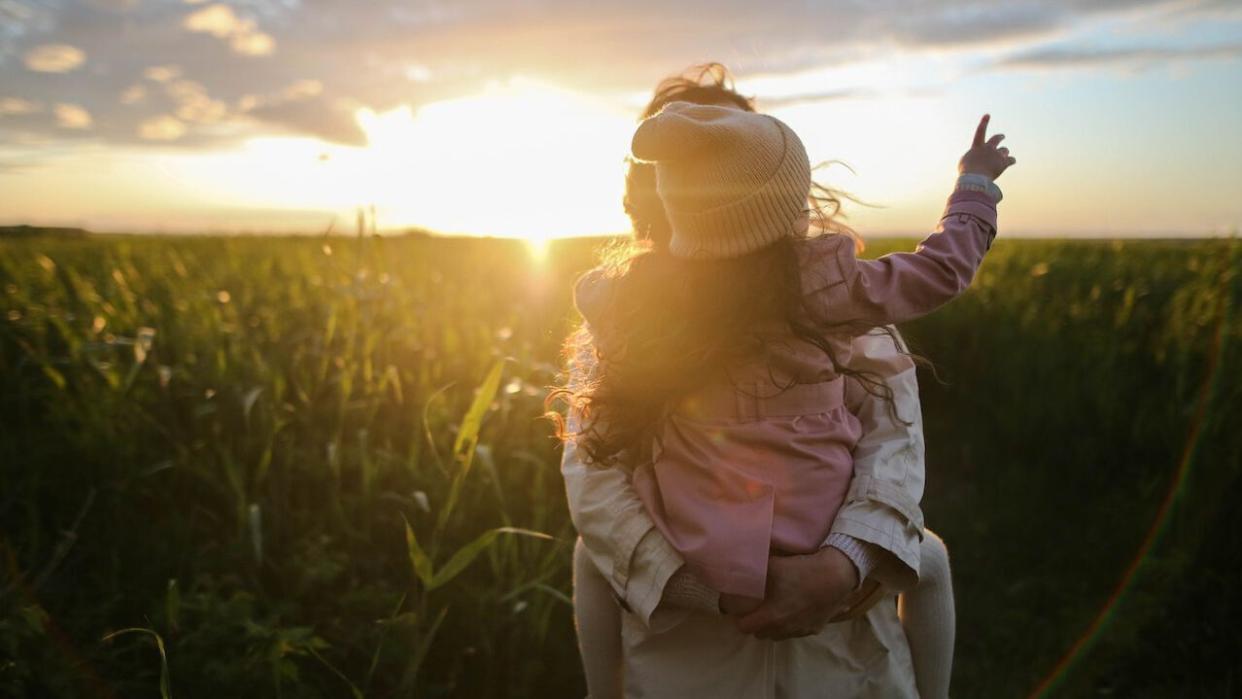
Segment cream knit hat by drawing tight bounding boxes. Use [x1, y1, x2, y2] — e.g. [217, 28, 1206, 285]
[630, 101, 811, 259]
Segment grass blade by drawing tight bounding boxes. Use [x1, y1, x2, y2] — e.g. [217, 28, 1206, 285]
[102, 627, 172, 699]
[451, 359, 505, 463]
[429, 527, 552, 591]
[402, 514, 433, 588]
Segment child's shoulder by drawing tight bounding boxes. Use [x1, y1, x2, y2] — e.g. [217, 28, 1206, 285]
[797, 233, 857, 291]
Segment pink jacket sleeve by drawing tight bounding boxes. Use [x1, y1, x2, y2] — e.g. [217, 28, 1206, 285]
[802, 189, 998, 327]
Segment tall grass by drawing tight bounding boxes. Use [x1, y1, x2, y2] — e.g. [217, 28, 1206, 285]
[1, 233, 1239, 697]
[0, 234, 590, 696]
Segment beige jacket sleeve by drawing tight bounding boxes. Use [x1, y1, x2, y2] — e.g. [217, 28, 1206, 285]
[560, 325, 927, 627]
[559, 333, 685, 627]
[834, 328, 927, 591]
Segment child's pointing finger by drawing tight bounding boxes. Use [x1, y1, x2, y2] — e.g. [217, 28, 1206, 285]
[973, 114, 990, 147]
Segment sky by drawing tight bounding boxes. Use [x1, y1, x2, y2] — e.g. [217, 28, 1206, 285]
[1, 0, 1240, 240]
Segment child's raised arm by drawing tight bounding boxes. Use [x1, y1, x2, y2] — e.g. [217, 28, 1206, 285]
[802, 115, 1015, 329]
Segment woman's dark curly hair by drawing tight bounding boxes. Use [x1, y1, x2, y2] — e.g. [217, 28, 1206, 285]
[550, 63, 899, 468]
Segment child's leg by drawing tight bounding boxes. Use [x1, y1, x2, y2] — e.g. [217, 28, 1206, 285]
[899, 530, 955, 699]
[573, 537, 623, 699]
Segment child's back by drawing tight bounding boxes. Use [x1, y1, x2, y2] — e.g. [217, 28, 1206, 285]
[573, 100, 1004, 600]
[576, 193, 994, 599]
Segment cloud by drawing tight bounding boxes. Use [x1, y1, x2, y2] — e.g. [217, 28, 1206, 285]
[230, 31, 274, 56]
[23, 44, 86, 73]
[144, 65, 182, 83]
[86, 0, 141, 11]
[119, 85, 146, 104]
[994, 41, 1242, 71]
[757, 88, 877, 110]
[54, 103, 92, 129]
[166, 80, 230, 123]
[405, 64, 434, 83]
[183, 3, 275, 57]
[281, 79, 323, 101]
[0, 0, 1235, 154]
[139, 115, 187, 140]
[182, 4, 244, 37]
[0, 98, 42, 115]
[223, 78, 361, 142]
[247, 97, 367, 146]
[0, 158, 39, 174]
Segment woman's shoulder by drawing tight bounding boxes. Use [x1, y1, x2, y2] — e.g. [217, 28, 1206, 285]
[573, 267, 616, 326]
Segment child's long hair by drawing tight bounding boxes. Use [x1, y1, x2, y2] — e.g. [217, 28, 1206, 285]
[549, 63, 898, 468]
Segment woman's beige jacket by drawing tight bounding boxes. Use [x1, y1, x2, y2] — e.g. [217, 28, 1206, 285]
[561, 329, 929, 697]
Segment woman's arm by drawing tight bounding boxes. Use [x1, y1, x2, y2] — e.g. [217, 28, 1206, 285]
[830, 327, 927, 591]
[559, 333, 687, 627]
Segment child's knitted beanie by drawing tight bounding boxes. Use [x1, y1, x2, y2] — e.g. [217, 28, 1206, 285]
[630, 101, 811, 259]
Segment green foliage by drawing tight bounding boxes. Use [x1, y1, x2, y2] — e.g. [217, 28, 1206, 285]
[0, 233, 1239, 697]
[0, 234, 584, 697]
[101, 628, 172, 699]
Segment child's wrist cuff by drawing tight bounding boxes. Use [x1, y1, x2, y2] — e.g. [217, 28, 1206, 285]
[956, 173, 1003, 202]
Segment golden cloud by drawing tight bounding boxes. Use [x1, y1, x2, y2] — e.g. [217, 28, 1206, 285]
[281, 79, 323, 101]
[162, 79, 229, 123]
[54, 103, 93, 129]
[183, 4, 275, 57]
[120, 85, 147, 105]
[231, 31, 275, 56]
[144, 65, 182, 83]
[23, 44, 86, 73]
[0, 98, 42, 116]
[139, 115, 187, 141]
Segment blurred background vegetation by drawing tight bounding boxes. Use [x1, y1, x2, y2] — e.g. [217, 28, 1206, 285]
[1, 233, 1238, 697]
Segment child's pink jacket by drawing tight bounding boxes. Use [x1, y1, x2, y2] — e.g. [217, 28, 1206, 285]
[575, 188, 997, 598]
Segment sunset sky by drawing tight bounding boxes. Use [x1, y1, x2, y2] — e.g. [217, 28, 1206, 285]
[1, 0, 1240, 239]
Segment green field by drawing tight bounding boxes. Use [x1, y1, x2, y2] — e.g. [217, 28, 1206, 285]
[1, 234, 1239, 697]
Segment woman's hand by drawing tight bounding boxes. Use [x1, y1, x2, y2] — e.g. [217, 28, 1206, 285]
[733, 547, 859, 640]
[959, 114, 1016, 180]
[719, 593, 763, 616]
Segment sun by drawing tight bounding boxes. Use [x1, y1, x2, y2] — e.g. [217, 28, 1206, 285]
[351, 78, 636, 240]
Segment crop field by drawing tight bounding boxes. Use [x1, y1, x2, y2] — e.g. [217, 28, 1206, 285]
[1, 233, 1239, 698]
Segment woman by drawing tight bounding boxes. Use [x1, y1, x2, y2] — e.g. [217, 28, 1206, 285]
[560, 64, 951, 697]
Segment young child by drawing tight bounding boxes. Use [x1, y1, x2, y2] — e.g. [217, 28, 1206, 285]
[565, 102, 1013, 698]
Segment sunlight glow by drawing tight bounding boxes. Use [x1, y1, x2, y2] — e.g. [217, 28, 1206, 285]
[25, 78, 640, 237]
[215, 78, 639, 239]
[348, 79, 635, 238]
[525, 236, 552, 263]
[6, 61, 1238, 238]
[771, 94, 966, 215]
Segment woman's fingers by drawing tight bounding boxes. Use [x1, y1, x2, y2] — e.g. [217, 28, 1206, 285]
[735, 606, 777, 635]
[973, 114, 990, 147]
[998, 146, 1010, 157]
[987, 133, 1006, 148]
[736, 603, 811, 638]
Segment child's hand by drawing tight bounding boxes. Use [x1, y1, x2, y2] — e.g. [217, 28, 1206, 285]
[958, 114, 1016, 180]
[719, 592, 763, 616]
